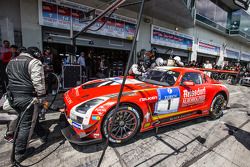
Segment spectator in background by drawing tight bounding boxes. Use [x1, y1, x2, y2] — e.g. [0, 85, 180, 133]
[99, 55, 109, 78]
[77, 52, 86, 81]
[203, 60, 213, 77]
[212, 62, 219, 69]
[42, 47, 53, 73]
[77, 52, 86, 70]
[191, 60, 197, 67]
[42, 47, 54, 94]
[0, 40, 11, 94]
[10, 45, 18, 58]
[51, 48, 62, 75]
[85, 50, 93, 81]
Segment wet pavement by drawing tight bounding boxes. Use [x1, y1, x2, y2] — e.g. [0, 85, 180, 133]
[0, 83, 250, 167]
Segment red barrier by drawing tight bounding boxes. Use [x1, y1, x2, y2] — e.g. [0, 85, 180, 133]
[194, 68, 239, 75]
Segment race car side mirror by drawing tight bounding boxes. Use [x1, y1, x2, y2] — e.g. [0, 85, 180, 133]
[183, 81, 195, 86]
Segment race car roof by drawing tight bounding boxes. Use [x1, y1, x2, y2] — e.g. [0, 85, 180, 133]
[154, 66, 201, 73]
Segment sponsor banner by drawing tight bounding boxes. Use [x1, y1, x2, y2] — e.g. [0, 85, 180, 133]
[182, 87, 206, 107]
[151, 25, 193, 51]
[225, 49, 240, 60]
[198, 41, 220, 56]
[240, 52, 250, 61]
[39, 0, 137, 40]
[154, 87, 180, 114]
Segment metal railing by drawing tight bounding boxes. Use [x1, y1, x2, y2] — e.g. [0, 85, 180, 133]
[196, 14, 228, 33]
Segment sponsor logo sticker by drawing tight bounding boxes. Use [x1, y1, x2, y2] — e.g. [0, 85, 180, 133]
[182, 87, 206, 107]
[65, 92, 72, 104]
[92, 115, 101, 120]
[72, 121, 81, 129]
[140, 96, 158, 102]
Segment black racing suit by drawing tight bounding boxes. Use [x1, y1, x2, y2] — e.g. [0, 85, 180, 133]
[6, 53, 48, 155]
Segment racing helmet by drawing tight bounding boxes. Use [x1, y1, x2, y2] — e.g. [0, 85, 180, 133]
[173, 56, 181, 62]
[27, 47, 42, 59]
[155, 57, 164, 66]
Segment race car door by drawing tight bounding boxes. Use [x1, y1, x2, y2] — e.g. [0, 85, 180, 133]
[154, 87, 181, 115]
[179, 72, 207, 111]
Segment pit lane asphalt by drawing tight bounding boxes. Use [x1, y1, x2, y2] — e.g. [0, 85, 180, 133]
[0, 83, 250, 167]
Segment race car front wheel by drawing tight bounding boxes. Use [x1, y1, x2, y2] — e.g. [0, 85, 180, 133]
[210, 94, 226, 119]
[102, 105, 141, 143]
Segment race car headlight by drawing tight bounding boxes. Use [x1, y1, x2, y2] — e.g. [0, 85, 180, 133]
[75, 99, 104, 114]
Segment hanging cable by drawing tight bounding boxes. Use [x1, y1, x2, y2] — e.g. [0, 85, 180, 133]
[97, 0, 145, 166]
[87, 9, 117, 32]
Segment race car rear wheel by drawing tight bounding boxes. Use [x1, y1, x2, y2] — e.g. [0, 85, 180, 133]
[210, 94, 226, 119]
[102, 105, 141, 143]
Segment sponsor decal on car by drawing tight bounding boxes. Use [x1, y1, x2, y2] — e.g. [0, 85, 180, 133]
[140, 96, 158, 102]
[93, 133, 100, 137]
[72, 121, 82, 129]
[65, 92, 73, 104]
[154, 87, 180, 114]
[159, 111, 198, 123]
[182, 87, 206, 107]
[92, 115, 101, 120]
[95, 106, 106, 112]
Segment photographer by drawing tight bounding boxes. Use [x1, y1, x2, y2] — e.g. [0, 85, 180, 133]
[6, 47, 50, 163]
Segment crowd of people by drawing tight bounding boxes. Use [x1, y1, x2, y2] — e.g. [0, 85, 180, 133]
[185, 59, 248, 72]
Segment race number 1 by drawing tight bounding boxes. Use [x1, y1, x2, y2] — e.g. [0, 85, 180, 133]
[154, 88, 180, 114]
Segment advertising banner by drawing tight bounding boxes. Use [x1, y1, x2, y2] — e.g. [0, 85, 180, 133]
[151, 25, 193, 51]
[240, 52, 250, 61]
[225, 48, 240, 60]
[38, 0, 137, 40]
[198, 41, 220, 56]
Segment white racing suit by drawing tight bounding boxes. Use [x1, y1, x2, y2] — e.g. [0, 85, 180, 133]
[129, 64, 146, 77]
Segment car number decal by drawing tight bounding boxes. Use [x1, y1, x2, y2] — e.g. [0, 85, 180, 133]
[155, 87, 180, 114]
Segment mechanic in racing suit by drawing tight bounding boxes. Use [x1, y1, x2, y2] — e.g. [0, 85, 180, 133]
[173, 56, 184, 67]
[6, 47, 50, 163]
[129, 49, 148, 77]
[150, 57, 165, 68]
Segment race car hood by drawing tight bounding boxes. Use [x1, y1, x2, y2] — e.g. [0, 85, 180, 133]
[64, 77, 159, 109]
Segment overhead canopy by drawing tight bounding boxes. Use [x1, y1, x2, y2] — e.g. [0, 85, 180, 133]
[100, 0, 195, 28]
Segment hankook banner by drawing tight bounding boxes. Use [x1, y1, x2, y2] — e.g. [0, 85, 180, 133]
[38, 0, 137, 40]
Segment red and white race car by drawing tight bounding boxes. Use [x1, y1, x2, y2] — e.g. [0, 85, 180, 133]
[61, 67, 229, 145]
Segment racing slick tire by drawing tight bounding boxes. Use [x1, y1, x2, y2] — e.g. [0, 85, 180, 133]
[102, 105, 141, 144]
[209, 94, 226, 120]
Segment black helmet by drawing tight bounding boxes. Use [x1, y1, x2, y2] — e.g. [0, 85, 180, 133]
[27, 47, 42, 59]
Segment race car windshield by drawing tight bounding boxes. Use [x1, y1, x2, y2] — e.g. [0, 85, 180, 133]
[138, 69, 180, 86]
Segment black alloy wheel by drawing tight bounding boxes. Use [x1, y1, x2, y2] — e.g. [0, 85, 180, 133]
[210, 94, 226, 119]
[102, 105, 141, 143]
